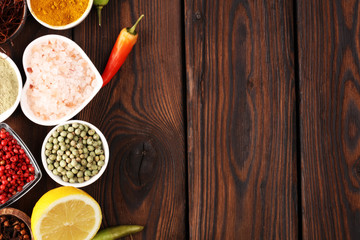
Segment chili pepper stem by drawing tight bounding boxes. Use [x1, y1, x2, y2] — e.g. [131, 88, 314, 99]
[127, 14, 144, 35]
[97, 6, 103, 26]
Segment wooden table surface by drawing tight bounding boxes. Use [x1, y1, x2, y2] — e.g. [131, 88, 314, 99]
[1, 0, 360, 239]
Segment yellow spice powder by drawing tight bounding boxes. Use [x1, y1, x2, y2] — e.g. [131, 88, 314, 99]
[0, 57, 19, 114]
[30, 0, 89, 26]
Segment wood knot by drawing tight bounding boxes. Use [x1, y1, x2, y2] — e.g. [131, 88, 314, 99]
[194, 11, 202, 20]
[125, 140, 158, 187]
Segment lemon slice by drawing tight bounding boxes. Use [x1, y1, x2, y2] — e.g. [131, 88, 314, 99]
[31, 186, 102, 240]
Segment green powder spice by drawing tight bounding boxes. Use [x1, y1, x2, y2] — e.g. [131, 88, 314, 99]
[0, 57, 19, 114]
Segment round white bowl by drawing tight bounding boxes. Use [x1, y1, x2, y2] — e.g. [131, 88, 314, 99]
[41, 120, 109, 188]
[0, 53, 23, 122]
[27, 0, 94, 30]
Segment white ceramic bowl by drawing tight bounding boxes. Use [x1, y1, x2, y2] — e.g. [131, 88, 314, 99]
[27, 0, 94, 30]
[20, 35, 103, 126]
[41, 120, 109, 188]
[0, 53, 23, 122]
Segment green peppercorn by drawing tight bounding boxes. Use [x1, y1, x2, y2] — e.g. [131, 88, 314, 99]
[75, 129, 81, 135]
[46, 143, 53, 150]
[98, 161, 104, 167]
[75, 164, 81, 170]
[71, 159, 77, 167]
[45, 150, 51, 156]
[67, 133, 74, 139]
[95, 149, 103, 155]
[80, 131, 87, 138]
[52, 131, 59, 138]
[66, 171, 74, 178]
[93, 134, 100, 140]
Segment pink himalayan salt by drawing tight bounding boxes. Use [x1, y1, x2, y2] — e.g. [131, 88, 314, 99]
[25, 39, 98, 121]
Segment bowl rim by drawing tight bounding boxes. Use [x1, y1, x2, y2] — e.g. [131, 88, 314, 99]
[26, 0, 94, 30]
[20, 34, 103, 126]
[0, 53, 23, 122]
[41, 120, 109, 188]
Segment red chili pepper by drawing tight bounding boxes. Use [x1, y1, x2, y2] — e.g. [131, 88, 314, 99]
[101, 15, 144, 87]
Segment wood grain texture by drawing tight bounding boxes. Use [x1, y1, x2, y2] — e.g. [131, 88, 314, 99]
[74, 0, 186, 239]
[185, 0, 298, 239]
[298, 0, 360, 239]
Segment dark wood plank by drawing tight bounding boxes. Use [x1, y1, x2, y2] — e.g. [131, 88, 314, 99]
[74, 0, 186, 239]
[298, 0, 360, 239]
[185, 0, 298, 239]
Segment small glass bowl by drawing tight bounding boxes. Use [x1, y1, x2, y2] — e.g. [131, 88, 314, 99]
[0, 123, 42, 209]
[41, 120, 109, 188]
[27, 0, 93, 30]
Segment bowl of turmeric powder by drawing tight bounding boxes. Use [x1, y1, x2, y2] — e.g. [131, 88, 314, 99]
[27, 0, 93, 30]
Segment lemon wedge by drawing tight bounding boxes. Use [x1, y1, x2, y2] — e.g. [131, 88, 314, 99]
[31, 186, 102, 240]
